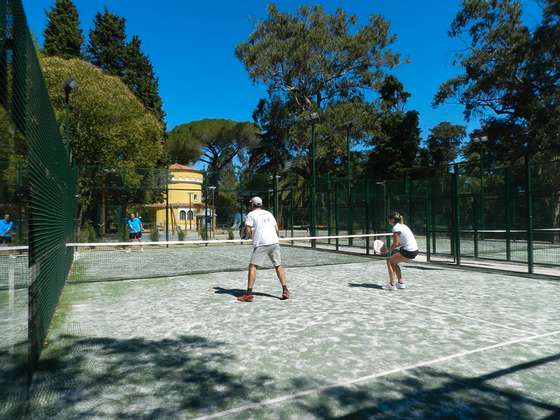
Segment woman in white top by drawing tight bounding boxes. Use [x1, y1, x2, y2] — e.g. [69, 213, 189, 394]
[384, 212, 418, 290]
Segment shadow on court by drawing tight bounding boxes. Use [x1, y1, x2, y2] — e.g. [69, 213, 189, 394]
[348, 283, 384, 290]
[0, 343, 28, 420]
[299, 353, 560, 419]
[27, 334, 560, 419]
[213, 286, 282, 300]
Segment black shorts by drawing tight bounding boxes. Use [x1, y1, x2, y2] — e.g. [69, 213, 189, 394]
[129, 232, 142, 240]
[0, 236, 12, 244]
[398, 248, 418, 260]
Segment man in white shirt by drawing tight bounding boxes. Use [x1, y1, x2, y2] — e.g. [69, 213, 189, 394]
[237, 196, 289, 302]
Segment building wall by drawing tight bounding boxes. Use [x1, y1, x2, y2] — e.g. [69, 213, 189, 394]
[154, 168, 206, 232]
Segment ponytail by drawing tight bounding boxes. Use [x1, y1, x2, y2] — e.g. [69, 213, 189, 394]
[389, 212, 404, 224]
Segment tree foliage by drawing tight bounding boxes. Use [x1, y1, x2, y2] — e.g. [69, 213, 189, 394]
[167, 119, 259, 185]
[236, 4, 399, 113]
[86, 8, 165, 123]
[43, 0, 83, 59]
[435, 0, 560, 162]
[124, 35, 165, 123]
[426, 122, 466, 167]
[41, 57, 165, 209]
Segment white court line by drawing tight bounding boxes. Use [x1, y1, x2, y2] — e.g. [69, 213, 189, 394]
[194, 330, 560, 419]
[389, 298, 532, 334]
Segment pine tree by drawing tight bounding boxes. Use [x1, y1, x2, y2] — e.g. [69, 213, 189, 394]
[124, 36, 165, 123]
[43, 0, 83, 58]
[87, 7, 127, 77]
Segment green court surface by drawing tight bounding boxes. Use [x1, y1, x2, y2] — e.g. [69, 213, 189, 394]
[27, 257, 560, 419]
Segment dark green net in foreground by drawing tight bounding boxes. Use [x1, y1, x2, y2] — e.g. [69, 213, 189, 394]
[66, 234, 390, 283]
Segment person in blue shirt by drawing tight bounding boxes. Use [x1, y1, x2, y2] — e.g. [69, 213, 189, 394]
[0, 213, 14, 245]
[126, 213, 143, 251]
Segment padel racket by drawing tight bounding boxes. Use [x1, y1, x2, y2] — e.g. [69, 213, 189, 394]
[373, 239, 387, 255]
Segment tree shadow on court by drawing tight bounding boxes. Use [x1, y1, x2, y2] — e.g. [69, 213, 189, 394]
[0, 343, 28, 420]
[24, 333, 560, 418]
[295, 353, 560, 419]
[27, 334, 283, 418]
[213, 286, 282, 300]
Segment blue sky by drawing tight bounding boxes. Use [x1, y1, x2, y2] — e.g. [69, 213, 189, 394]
[24, 0, 542, 142]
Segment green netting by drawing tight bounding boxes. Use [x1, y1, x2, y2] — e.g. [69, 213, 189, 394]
[3, 0, 77, 368]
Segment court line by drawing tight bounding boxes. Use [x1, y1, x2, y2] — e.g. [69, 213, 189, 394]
[194, 329, 560, 419]
[388, 297, 532, 334]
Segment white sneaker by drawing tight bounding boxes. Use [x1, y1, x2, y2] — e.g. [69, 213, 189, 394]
[126, 248, 132, 253]
[396, 282, 406, 289]
[382, 283, 397, 291]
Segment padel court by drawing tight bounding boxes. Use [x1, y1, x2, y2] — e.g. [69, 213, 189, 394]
[24, 248, 560, 419]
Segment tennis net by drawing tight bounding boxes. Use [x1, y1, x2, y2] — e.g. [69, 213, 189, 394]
[66, 233, 392, 283]
[0, 246, 28, 291]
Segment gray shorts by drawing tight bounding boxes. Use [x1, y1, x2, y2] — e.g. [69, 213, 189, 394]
[250, 243, 282, 267]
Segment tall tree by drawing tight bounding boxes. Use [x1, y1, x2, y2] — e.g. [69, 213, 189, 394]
[237, 4, 400, 180]
[236, 5, 399, 113]
[426, 122, 466, 167]
[41, 57, 166, 230]
[434, 0, 560, 162]
[367, 75, 420, 179]
[124, 35, 165, 123]
[87, 7, 127, 77]
[167, 119, 259, 186]
[43, 0, 83, 58]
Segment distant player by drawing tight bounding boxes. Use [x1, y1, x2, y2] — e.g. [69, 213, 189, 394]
[0, 214, 14, 245]
[237, 196, 289, 302]
[126, 212, 143, 252]
[383, 212, 418, 290]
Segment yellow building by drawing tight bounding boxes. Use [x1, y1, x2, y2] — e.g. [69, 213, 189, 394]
[154, 163, 206, 232]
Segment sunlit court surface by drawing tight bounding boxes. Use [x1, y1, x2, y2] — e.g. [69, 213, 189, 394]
[27, 243, 560, 419]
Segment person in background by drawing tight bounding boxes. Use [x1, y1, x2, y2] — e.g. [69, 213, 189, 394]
[0, 213, 15, 245]
[126, 212, 144, 252]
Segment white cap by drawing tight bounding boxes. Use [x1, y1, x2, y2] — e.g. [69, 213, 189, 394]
[249, 196, 262, 206]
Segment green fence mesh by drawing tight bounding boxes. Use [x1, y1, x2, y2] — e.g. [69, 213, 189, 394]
[2, 0, 77, 370]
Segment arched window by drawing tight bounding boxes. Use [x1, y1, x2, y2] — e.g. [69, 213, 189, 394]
[179, 210, 186, 221]
[187, 210, 194, 221]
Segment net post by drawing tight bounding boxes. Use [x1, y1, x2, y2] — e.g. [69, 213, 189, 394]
[452, 163, 461, 266]
[335, 178, 340, 251]
[525, 156, 534, 273]
[364, 178, 370, 255]
[425, 189, 431, 262]
[165, 179, 169, 244]
[505, 166, 512, 261]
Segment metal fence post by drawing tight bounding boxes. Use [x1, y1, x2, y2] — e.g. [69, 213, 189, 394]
[364, 178, 370, 255]
[335, 178, 340, 251]
[453, 164, 461, 266]
[327, 174, 331, 243]
[473, 194, 479, 258]
[526, 156, 534, 273]
[505, 166, 512, 261]
[425, 189, 431, 262]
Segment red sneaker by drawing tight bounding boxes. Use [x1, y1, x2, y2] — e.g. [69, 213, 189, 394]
[281, 289, 290, 300]
[237, 293, 254, 302]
